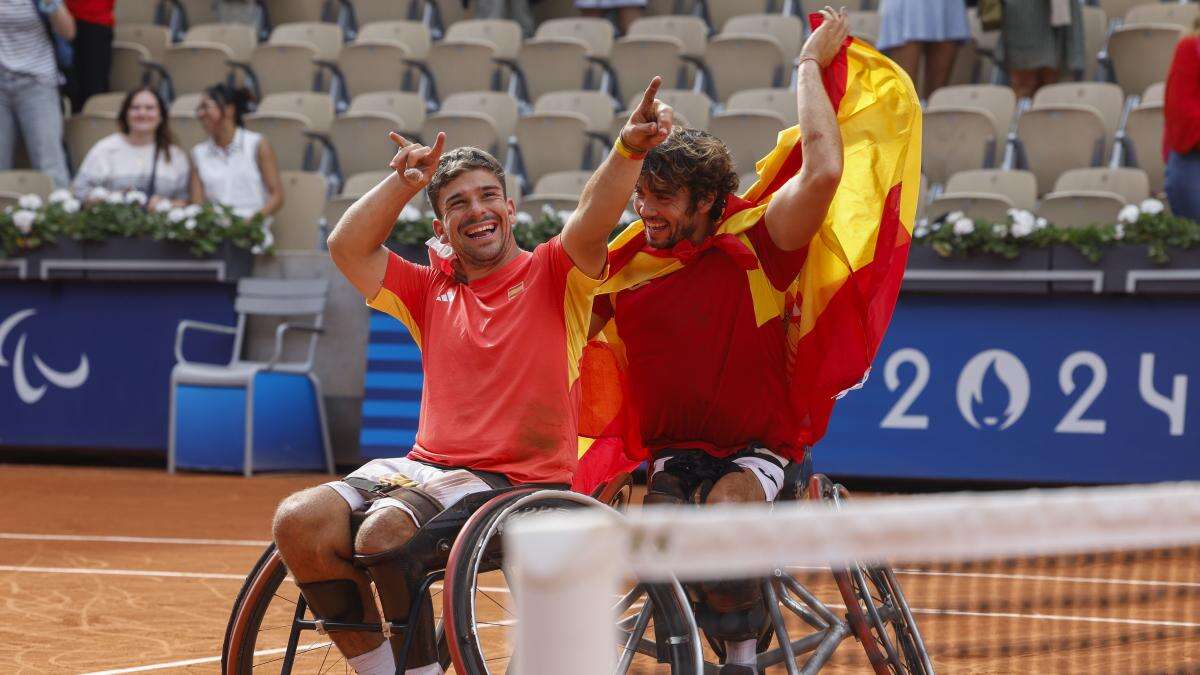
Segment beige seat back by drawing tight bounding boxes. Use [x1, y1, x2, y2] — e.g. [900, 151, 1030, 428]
[1016, 105, 1108, 195]
[273, 171, 328, 251]
[1124, 3, 1199, 29]
[0, 170, 54, 198]
[446, 19, 524, 60]
[1032, 82, 1124, 140]
[1107, 24, 1185, 97]
[921, 108, 1000, 185]
[516, 38, 590, 101]
[422, 112, 502, 157]
[726, 88, 797, 126]
[184, 23, 259, 61]
[342, 170, 392, 197]
[848, 10, 881, 46]
[175, 0, 218, 27]
[707, 110, 787, 176]
[1098, 0, 1151, 22]
[628, 15, 708, 57]
[928, 84, 1015, 140]
[609, 36, 684, 105]
[249, 44, 320, 96]
[170, 115, 208, 152]
[352, 0, 421, 26]
[259, 92, 335, 132]
[428, 40, 498, 100]
[115, 23, 172, 63]
[331, 113, 406, 178]
[708, 0, 771, 35]
[535, 18, 615, 57]
[115, 0, 162, 25]
[357, 21, 432, 59]
[536, 91, 614, 134]
[111, 42, 152, 92]
[705, 35, 785, 103]
[926, 195, 1014, 223]
[646, 89, 713, 130]
[443, 91, 520, 139]
[349, 91, 427, 136]
[65, 114, 117, 173]
[531, 170, 593, 198]
[163, 43, 236, 96]
[263, 0, 331, 26]
[722, 14, 803, 62]
[1038, 193, 1127, 228]
[1080, 5, 1108, 81]
[270, 22, 344, 61]
[1124, 102, 1165, 193]
[515, 113, 590, 186]
[337, 41, 410, 98]
[944, 169, 1038, 211]
[82, 92, 130, 117]
[1052, 167, 1150, 204]
[245, 113, 313, 171]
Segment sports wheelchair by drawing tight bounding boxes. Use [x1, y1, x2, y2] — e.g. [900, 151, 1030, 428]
[222, 468, 932, 674]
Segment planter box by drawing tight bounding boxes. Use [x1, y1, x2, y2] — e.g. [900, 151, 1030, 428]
[904, 245, 1053, 294]
[22, 238, 86, 280]
[1051, 245, 1200, 294]
[79, 237, 254, 283]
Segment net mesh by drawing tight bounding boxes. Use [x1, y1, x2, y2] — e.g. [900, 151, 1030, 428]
[609, 482, 1200, 674]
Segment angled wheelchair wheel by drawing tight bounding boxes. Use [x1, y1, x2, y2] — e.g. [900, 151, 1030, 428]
[222, 543, 450, 674]
[443, 489, 702, 674]
[813, 475, 934, 675]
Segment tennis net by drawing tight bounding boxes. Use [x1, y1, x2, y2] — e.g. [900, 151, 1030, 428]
[506, 481, 1200, 674]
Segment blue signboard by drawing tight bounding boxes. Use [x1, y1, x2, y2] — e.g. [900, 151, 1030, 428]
[818, 295, 1200, 484]
[359, 313, 423, 458]
[0, 282, 235, 450]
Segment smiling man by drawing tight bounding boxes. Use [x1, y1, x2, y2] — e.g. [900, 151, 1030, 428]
[269, 80, 673, 675]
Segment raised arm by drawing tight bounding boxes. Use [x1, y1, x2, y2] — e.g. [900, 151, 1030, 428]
[763, 7, 849, 252]
[328, 131, 446, 299]
[560, 77, 674, 278]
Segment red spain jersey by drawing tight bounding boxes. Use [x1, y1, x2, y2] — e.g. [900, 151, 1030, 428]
[368, 237, 601, 484]
[595, 218, 807, 460]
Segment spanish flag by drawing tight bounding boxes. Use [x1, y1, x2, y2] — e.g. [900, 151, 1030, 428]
[573, 18, 922, 494]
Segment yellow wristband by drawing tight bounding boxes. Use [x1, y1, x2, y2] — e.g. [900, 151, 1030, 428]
[614, 135, 647, 161]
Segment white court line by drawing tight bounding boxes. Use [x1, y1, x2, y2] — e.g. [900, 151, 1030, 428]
[788, 565, 1200, 590]
[0, 565, 245, 580]
[0, 532, 269, 547]
[905, 605, 1200, 629]
[79, 641, 330, 675]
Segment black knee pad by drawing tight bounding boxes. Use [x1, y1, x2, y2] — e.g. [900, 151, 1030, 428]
[356, 547, 438, 668]
[645, 471, 688, 505]
[695, 600, 768, 642]
[297, 579, 364, 625]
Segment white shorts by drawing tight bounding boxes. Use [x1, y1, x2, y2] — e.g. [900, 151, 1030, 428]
[650, 447, 790, 502]
[325, 457, 494, 525]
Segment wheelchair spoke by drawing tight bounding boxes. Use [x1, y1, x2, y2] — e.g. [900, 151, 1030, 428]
[478, 590, 516, 618]
[272, 592, 297, 605]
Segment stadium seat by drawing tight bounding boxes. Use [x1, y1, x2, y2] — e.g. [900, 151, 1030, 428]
[352, 0, 419, 27]
[357, 20, 433, 60]
[184, 23, 259, 62]
[1080, 5, 1109, 81]
[646, 88, 713, 130]
[1097, 0, 1152, 23]
[1054, 166, 1150, 203]
[422, 110, 502, 158]
[1031, 82, 1124, 155]
[425, 40, 502, 103]
[0, 170, 54, 198]
[262, 90, 334, 131]
[348, 91, 427, 137]
[274, 170, 330, 250]
[169, 278, 333, 475]
[926, 169, 1038, 222]
[1123, 91, 1166, 193]
[609, 36, 686, 105]
[323, 170, 392, 226]
[704, 34, 786, 102]
[330, 113, 406, 181]
[446, 18, 524, 60]
[335, 40, 411, 100]
[111, 42, 152, 92]
[515, 112, 591, 189]
[149, 43, 236, 99]
[702, 0, 771, 34]
[947, 8, 1000, 86]
[848, 10, 881, 46]
[1107, 24, 1185, 97]
[726, 87, 798, 126]
[81, 92, 129, 117]
[270, 21, 345, 61]
[442, 91, 517, 140]
[1037, 192, 1127, 228]
[114, 23, 172, 64]
[166, 94, 208, 150]
[514, 37, 590, 102]
[1017, 105, 1108, 195]
[65, 114, 116, 173]
[174, 0, 220, 29]
[535, 17, 615, 58]
[722, 13, 804, 63]
[536, 90, 613, 135]
[520, 170, 592, 218]
[707, 110, 787, 175]
[1142, 81, 1165, 106]
[262, 0, 333, 27]
[921, 108, 1002, 186]
[928, 84, 1015, 141]
[1124, 3, 1199, 30]
[114, 0, 163, 25]
[245, 112, 317, 172]
[240, 44, 320, 98]
[628, 15, 708, 60]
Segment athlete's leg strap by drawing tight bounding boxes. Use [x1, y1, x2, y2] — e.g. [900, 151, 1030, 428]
[296, 579, 365, 631]
[355, 546, 439, 669]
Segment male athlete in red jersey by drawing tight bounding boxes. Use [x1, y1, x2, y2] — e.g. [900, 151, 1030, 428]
[591, 9, 851, 674]
[271, 79, 674, 675]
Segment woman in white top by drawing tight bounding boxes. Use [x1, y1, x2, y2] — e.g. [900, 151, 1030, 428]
[189, 84, 283, 219]
[72, 87, 191, 208]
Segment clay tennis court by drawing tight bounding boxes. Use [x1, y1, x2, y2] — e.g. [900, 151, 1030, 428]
[3, 464, 1197, 673]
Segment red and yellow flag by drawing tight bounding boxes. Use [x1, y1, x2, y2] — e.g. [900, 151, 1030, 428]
[574, 21, 922, 493]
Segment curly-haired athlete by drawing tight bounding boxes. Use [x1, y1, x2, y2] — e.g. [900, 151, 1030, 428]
[591, 9, 851, 674]
[270, 79, 673, 675]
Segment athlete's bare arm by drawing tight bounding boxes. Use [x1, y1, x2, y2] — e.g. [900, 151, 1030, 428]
[763, 6, 849, 252]
[560, 77, 674, 278]
[328, 132, 446, 299]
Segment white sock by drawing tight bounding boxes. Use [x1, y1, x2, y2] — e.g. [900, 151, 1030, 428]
[347, 641, 394, 675]
[726, 638, 758, 666]
[404, 663, 444, 675]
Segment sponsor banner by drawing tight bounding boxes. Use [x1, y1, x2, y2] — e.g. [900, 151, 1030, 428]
[818, 295, 1200, 483]
[0, 282, 235, 450]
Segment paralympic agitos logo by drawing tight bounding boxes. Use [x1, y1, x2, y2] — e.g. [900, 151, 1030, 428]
[0, 309, 89, 404]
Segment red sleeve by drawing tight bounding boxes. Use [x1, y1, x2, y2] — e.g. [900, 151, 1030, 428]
[534, 235, 575, 283]
[745, 218, 808, 292]
[367, 250, 437, 338]
[1164, 36, 1200, 157]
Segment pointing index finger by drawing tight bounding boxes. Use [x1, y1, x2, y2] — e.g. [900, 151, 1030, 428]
[637, 76, 663, 114]
[389, 132, 410, 148]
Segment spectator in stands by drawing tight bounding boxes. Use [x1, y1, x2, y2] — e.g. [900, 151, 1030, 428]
[999, 0, 1083, 99]
[475, 0, 535, 37]
[0, 0, 74, 187]
[877, 0, 970, 100]
[576, 0, 644, 35]
[190, 83, 284, 220]
[72, 87, 191, 207]
[65, 0, 114, 113]
[1164, 18, 1200, 221]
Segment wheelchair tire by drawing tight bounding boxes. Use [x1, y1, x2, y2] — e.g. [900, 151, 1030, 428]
[222, 543, 450, 674]
[443, 489, 702, 674]
[814, 476, 934, 675]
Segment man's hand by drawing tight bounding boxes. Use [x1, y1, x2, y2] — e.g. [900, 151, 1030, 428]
[618, 76, 675, 155]
[799, 6, 850, 68]
[388, 131, 446, 189]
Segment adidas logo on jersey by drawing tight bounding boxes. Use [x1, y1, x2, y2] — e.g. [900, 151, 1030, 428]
[435, 289, 456, 302]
